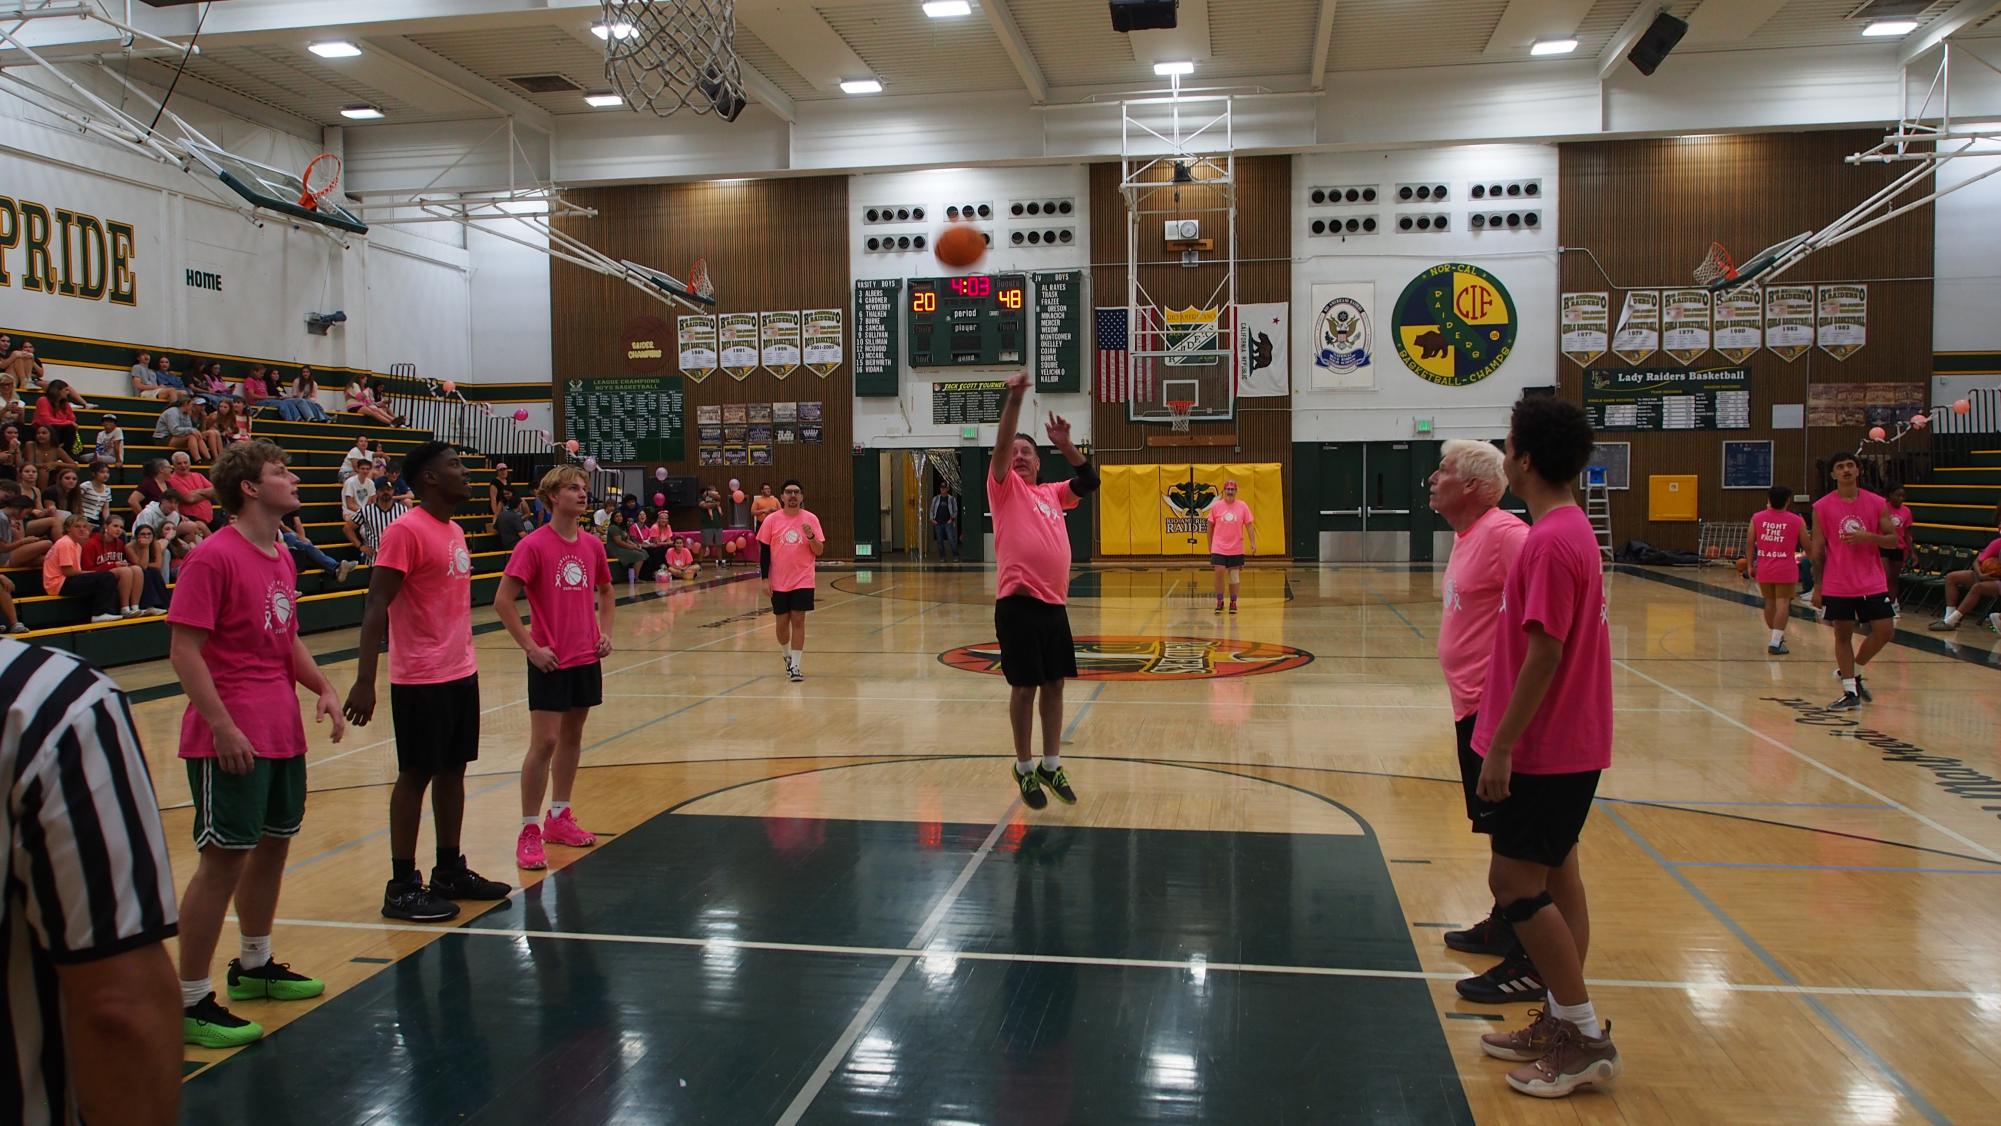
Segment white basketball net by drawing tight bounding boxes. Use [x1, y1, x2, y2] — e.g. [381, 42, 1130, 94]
[1168, 401, 1194, 432]
[601, 0, 746, 120]
[1693, 241, 1736, 287]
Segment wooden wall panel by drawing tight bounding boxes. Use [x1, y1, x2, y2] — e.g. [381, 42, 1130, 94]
[1087, 156, 1293, 475]
[551, 178, 855, 552]
[1557, 132, 1932, 550]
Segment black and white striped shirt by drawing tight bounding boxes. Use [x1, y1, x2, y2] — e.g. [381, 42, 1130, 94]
[350, 500, 408, 552]
[0, 639, 178, 1126]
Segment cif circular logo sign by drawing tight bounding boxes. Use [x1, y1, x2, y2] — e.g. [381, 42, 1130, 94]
[1392, 263, 1516, 387]
[940, 636, 1313, 681]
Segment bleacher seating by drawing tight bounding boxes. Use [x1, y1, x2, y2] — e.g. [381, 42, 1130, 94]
[6, 390, 506, 668]
[1898, 447, 2001, 612]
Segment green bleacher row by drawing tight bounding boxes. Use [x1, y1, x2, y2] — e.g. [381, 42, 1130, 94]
[1906, 450, 2001, 550]
[7, 391, 507, 663]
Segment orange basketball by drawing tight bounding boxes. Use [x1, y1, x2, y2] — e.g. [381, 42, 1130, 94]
[1735, 556, 1749, 577]
[1705, 545, 1721, 559]
[934, 224, 986, 269]
[1979, 557, 2001, 579]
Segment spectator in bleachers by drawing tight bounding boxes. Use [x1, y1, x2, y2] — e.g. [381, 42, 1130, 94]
[238, 365, 273, 414]
[0, 572, 22, 633]
[44, 466, 83, 530]
[617, 492, 642, 526]
[28, 425, 77, 472]
[94, 414, 124, 465]
[213, 400, 251, 446]
[0, 375, 27, 428]
[123, 521, 171, 612]
[496, 497, 530, 550]
[632, 507, 668, 575]
[280, 508, 356, 590]
[17, 465, 63, 539]
[0, 423, 21, 479]
[344, 372, 402, 427]
[32, 379, 89, 452]
[663, 538, 699, 582]
[1927, 504, 2001, 634]
[130, 351, 171, 400]
[150, 354, 185, 390]
[80, 460, 113, 528]
[3, 339, 44, 387]
[132, 495, 198, 581]
[0, 493, 52, 569]
[183, 361, 234, 408]
[129, 457, 171, 520]
[342, 457, 376, 514]
[155, 393, 220, 463]
[605, 510, 654, 582]
[488, 462, 516, 533]
[340, 437, 372, 481]
[166, 451, 220, 530]
[82, 514, 153, 618]
[344, 479, 406, 566]
[650, 508, 674, 544]
[287, 367, 329, 422]
[43, 515, 134, 624]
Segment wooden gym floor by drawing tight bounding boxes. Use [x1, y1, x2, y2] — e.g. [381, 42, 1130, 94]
[114, 562, 2001, 1124]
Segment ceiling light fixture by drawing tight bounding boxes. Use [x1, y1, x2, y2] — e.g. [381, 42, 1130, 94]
[339, 105, 384, 120]
[1153, 60, 1195, 76]
[1863, 20, 1918, 37]
[922, 0, 973, 16]
[309, 41, 362, 59]
[1530, 38, 1578, 56]
[840, 77, 883, 94]
[591, 22, 638, 41]
[583, 91, 623, 108]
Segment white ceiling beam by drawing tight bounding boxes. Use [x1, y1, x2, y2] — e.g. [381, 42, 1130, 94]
[121, 62, 325, 141]
[981, 0, 1049, 105]
[738, 61, 797, 123]
[1681, 0, 1786, 46]
[1597, 2, 1662, 81]
[1902, 0, 2001, 65]
[1483, 0, 1596, 58]
[361, 35, 556, 134]
[735, 3, 873, 93]
[1309, 0, 1339, 91]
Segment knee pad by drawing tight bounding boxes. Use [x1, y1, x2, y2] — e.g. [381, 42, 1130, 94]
[1228, 567, 1243, 581]
[1497, 891, 1553, 924]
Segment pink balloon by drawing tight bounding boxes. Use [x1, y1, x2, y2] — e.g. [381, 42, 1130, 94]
[583, 455, 599, 472]
[654, 466, 669, 481]
[565, 438, 580, 453]
[728, 478, 740, 491]
[1954, 398, 1972, 415]
[726, 539, 739, 554]
[441, 380, 456, 394]
[512, 409, 529, 422]
[654, 492, 666, 506]
[732, 489, 745, 504]
[1867, 426, 1887, 441]
[1910, 413, 1929, 428]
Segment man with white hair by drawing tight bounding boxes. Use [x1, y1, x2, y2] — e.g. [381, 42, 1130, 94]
[1426, 439, 1537, 1000]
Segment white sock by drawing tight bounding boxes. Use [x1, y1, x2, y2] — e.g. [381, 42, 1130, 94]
[1549, 998, 1603, 1039]
[1944, 608, 1963, 625]
[788, 648, 801, 664]
[1014, 759, 1034, 775]
[1041, 754, 1062, 771]
[522, 815, 539, 828]
[181, 977, 212, 1009]
[1769, 630, 1785, 646]
[1841, 677, 1858, 697]
[549, 800, 570, 816]
[1990, 613, 2000, 631]
[238, 934, 271, 971]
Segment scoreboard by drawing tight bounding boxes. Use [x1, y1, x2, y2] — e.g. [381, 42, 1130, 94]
[906, 273, 1028, 367]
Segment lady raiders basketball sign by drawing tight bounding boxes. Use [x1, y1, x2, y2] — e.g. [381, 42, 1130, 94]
[1391, 263, 1517, 387]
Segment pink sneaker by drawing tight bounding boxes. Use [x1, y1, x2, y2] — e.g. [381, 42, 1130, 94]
[542, 807, 597, 848]
[516, 823, 547, 870]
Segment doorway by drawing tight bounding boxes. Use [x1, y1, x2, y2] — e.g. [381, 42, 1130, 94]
[1292, 440, 1440, 562]
[852, 449, 984, 563]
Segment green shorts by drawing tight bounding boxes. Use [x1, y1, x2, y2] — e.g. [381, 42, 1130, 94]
[186, 756, 307, 849]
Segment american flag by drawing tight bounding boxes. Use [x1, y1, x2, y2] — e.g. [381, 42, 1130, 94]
[1095, 306, 1152, 403]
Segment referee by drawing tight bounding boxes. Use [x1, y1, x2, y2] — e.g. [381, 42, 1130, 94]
[1, 637, 181, 1125]
[346, 478, 409, 565]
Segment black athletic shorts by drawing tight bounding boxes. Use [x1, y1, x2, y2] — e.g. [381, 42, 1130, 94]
[1878, 548, 1905, 563]
[1822, 593, 1895, 622]
[1454, 714, 1487, 827]
[994, 594, 1077, 687]
[389, 674, 481, 775]
[527, 660, 603, 712]
[771, 587, 815, 615]
[1476, 767, 1601, 868]
[1209, 553, 1245, 569]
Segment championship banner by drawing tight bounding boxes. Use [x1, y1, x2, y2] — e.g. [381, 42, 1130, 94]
[1817, 284, 1866, 362]
[802, 308, 843, 378]
[1309, 283, 1374, 390]
[1237, 302, 1289, 398]
[719, 312, 760, 380]
[760, 310, 801, 379]
[1662, 288, 1712, 365]
[1765, 285, 1815, 363]
[1713, 287, 1762, 363]
[1163, 306, 1221, 366]
[677, 315, 717, 383]
[1612, 290, 1659, 366]
[1096, 462, 1285, 557]
[1391, 264, 1516, 388]
[1560, 292, 1607, 368]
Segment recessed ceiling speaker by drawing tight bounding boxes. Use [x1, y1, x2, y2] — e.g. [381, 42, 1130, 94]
[1627, 11, 1689, 77]
[1109, 0, 1177, 33]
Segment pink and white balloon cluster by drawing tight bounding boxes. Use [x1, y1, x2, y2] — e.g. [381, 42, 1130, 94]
[1855, 397, 1975, 454]
[423, 376, 605, 473]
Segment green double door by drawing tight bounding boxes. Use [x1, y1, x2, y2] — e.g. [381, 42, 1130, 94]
[1291, 440, 1442, 562]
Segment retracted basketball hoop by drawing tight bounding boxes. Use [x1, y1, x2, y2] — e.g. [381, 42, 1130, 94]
[1167, 399, 1194, 433]
[1693, 241, 1736, 288]
[687, 257, 715, 303]
[297, 152, 343, 210]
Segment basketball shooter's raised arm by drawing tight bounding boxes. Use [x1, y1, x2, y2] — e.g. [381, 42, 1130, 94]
[991, 371, 1030, 481]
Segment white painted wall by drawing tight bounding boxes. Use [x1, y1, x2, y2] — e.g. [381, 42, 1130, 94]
[1291, 146, 1560, 443]
[1933, 134, 2001, 355]
[849, 164, 1094, 451]
[467, 220, 553, 381]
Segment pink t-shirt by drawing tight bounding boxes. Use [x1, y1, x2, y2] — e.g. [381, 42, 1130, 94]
[665, 545, 694, 568]
[1472, 506, 1612, 774]
[1438, 507, 1529, 721]
[989, 469, 1078, 605]
[168, 526, 308, 760]
[756, 507, 824, 593]
[41, 536, 80, 596]
[1884, 505, 1914, 552]
[502, 524, 611, 669]
[374, 508, 477, 685]
[1981, 538, 2001, 564]
[1812, 489, 1889, 598]
[1207, 499, 1255, 556]
[1750, 509, 1805, 584]
[168, 470, 214, 523]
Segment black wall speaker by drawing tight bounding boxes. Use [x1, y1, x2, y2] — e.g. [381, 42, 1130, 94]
[1109, 0, 1178, 33]
[1626, 11, 1688, 77]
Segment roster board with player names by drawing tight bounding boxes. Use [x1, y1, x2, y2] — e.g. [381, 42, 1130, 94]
[1582, 366, 1751, 432]
[562, 376, 685, 462]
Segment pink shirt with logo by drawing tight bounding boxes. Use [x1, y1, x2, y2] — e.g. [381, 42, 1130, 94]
[1207, 498, 1255, 556]
[374, 508, 477, 685]
[503, 524, 611, 669]
[756, 507, 824, 593]
[989, 469, 1078, 605]
[1885, 505, 1914, 552]
[168, 527, 308, 759]
[1438, 507, 1529, 721]
[666, 545, 694, 568]
[1812, 489, 1889, 598]
[1750, 509, 1806, 584]
[1472, 506, 1612, 774]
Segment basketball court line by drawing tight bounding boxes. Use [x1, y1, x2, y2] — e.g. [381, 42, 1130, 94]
[600, 691, 1702, 713]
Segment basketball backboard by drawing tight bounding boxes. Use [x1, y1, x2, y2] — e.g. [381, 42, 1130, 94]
[185, 142, 368, 235]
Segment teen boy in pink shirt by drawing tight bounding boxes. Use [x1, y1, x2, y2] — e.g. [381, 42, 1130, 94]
[497, 465, 615, 870]
[1881, 485, 1914, 614]
[169, 441, 346, 1049]
[756, 479, 825, 683]
[1206, 480, 1256, 614]
[1750, 486, 1807, 655]
[1469, 396, 1620, 1099]
[1811, 453, 1897, 709]
[346, 442, 510, 922]
[988, 371, 1096, 810]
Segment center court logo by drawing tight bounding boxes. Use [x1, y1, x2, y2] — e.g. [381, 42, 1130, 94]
[940, 636, 1313, 681]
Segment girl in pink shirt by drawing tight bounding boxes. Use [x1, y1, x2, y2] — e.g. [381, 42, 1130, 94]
[1881, 485, 1914, 613]
[1749, 485, 1807, 655]
[1205, 480, 1256, 614]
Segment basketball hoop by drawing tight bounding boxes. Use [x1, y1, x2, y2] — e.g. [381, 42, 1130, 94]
[602, 0, 747, 121]
[297, 152, 342, 210]
[1167, 399, 1194, 433]
[1693, 241, 1736, 287]
[688, 257, 714, 303]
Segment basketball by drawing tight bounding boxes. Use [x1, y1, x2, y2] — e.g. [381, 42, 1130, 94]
[1735, 556, 1749, 577]
[935, 223, 985, 268]
[1705, 545, 1721, 559]
[1980, 557, 2000, 579]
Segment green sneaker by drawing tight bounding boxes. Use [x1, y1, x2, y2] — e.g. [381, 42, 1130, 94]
[1035, 764, 1077, 804]
[1013, 764, 1048, 810]
[184, 992, 263, 1048]
[227, 958, 325, 1002]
